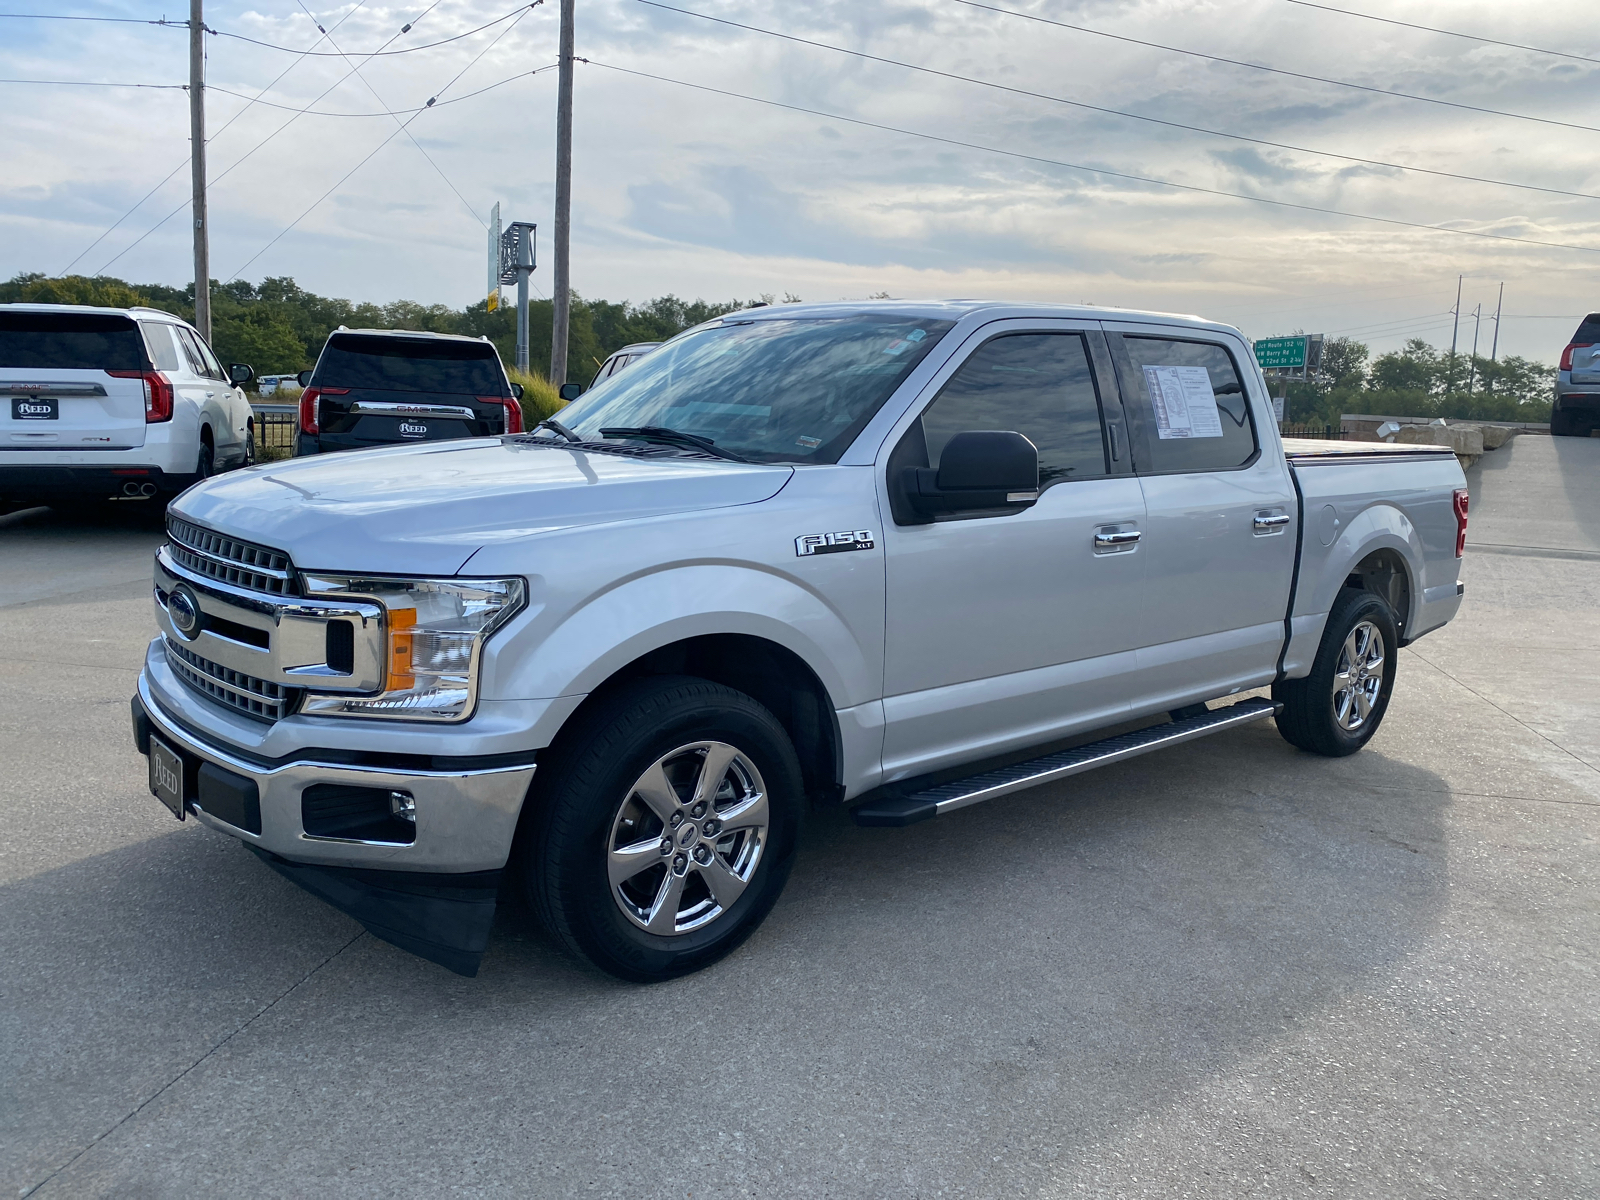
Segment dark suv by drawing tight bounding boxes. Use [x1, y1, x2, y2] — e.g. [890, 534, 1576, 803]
[1553, 313, 1600, 437]
[295, 328, 522, 456]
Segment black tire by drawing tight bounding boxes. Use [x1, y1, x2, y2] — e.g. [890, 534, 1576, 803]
[523, 676, 804, 982]
[242, 422, 256, 467]
[1273, 588, 1399, 757]
[196, 439, 215, 479]
[1550, 407, 1579, 437]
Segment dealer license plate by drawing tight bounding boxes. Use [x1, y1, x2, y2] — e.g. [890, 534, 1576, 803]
[11, 396, 59, 420]
[148, 735, 187, 820]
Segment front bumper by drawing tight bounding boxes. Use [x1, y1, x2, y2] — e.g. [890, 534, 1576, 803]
[133, 669, 537, 874]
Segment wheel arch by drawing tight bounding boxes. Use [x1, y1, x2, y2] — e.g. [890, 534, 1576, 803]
[541, 633, 843, 805]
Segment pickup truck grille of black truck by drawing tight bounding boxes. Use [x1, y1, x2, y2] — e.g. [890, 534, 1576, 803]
[166, 514, 299, 596]
[166, 639, 296, 721]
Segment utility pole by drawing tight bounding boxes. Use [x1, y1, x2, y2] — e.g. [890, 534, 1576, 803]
[550, 0, 575, 384]
[1466, 303, 1482, 396]
[1487, 281, 1504, 395]
[189, 0, 210, 342]
[1445, 273, 1461, 396]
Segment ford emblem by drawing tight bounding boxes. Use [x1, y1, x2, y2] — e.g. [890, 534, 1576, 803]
[168, 584, 202, 639]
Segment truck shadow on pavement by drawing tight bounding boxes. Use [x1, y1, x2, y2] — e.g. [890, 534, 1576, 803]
[3, 716, 1457, 1194]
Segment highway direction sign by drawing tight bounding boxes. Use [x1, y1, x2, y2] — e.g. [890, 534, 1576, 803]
[1254, 336, 1307, 369]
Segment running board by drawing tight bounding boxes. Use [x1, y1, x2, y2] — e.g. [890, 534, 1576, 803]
[851, 698, 1282, 827]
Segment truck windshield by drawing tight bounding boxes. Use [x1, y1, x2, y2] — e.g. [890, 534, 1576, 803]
[556, 314, 955, 464]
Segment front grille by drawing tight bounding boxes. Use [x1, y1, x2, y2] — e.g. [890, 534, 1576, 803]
[166, 640, 297, 721]
[166, 515, 298, 596]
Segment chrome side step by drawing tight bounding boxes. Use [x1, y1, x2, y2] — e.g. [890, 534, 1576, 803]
[851, 697, 1282, 827]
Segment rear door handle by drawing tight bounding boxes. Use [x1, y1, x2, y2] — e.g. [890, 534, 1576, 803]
[1253, 512, 1291, 532]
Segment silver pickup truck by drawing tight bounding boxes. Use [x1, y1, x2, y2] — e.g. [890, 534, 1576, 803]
[130, 301, 1468, 981]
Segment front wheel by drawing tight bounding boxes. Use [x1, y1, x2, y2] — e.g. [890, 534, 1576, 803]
[523, 677, 804, 982]
[1273, 589, 1399, 756]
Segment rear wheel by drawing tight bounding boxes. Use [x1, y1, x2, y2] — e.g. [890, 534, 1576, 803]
[523, 677, 804, 982]
[195, 438, 215, 479]
[1273, 589, 1399, 757]
[1550, 406, 1581, 437]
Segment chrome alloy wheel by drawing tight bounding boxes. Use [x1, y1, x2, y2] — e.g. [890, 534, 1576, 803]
[606, 741, 769, 936]
[1332, 619, 1385, 731]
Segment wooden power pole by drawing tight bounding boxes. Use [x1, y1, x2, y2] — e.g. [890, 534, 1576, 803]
[189, 0, 210, 341]
[550, 0, 575, 384]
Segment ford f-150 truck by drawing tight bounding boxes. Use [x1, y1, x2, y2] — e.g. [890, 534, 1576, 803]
[130, 301, 1469, 981]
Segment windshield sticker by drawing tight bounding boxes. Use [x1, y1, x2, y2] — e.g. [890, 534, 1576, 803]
[906, 329, 927, 342]
[882, 339, 911, 356]
[796, 434, 822, 449]
[1143, 365, 1224, 439]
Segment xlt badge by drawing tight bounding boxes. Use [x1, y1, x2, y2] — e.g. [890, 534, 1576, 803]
[795, 530, 875, 557]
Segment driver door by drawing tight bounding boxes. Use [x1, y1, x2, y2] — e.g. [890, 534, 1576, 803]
[879, 322, 1148, 782]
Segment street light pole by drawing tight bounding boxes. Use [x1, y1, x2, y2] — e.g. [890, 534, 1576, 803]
[550, 0, 574, 384]
[189, 0, 210, 342]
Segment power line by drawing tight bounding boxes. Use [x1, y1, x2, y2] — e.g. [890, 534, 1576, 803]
[95, 1, 447, 275]
[583, 59, 1600, 256]
[951, 0, 1600, 132]
[294, 0, 488, 226]
[205, 69, 549, 117]
[61, 1, 376, 275]
[0, 12, 177, 23]
[633, 0, 1600, 203]
[0, 78, 184, 88]
[226, 13, 544, 281]
[1284, 1, 1600, 67]
[212, 4, 535, 57]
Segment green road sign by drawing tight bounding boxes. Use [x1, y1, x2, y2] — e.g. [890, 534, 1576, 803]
[1254, 336, 1307, 369]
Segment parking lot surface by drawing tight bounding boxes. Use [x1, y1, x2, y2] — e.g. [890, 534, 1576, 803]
[3, 435, 1597, 1197]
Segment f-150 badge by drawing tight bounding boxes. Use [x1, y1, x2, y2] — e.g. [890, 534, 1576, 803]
[795, 530, 875, 556]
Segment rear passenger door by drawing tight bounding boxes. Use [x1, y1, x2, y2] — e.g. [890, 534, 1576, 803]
[879, 322, 1147, 780]
[1105, 325, 1297, 711]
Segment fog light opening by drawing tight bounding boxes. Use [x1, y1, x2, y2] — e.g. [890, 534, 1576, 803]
[389, 791, 416, 823]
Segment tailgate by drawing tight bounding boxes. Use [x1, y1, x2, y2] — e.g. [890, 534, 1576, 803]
[321, 388, 501, 446]
[0, 312, 150, 450]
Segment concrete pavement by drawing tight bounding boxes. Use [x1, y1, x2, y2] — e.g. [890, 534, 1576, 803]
[2, 436, 1596, 1197]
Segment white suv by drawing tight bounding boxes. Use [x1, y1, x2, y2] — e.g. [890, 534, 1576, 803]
[0, 303, 257, 508]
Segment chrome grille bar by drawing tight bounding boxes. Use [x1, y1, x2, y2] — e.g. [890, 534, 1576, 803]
[166, 640, 297, 722]
[166, 515, 297, 596]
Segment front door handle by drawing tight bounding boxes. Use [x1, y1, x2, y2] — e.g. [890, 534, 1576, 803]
[1253, 513, 1291, 531]
[1094, 529, 1142, 548]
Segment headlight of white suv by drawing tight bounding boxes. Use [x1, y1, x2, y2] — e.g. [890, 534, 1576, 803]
[299, 575, 525, 721]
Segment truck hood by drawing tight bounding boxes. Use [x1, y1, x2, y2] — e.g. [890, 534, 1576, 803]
[171, 437, 794, 575]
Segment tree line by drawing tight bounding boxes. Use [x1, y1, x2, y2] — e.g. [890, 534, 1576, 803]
[1278, 335, 1554, 426]
[1, 273, 1558, 422]
[0, 272, 779, 386]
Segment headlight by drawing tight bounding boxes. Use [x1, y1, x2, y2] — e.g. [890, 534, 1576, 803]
[299, 575, 525, 721]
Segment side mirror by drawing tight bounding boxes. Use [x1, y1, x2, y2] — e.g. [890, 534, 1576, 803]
[228, 363, 254, 385]
[510, 382, 525, 400]
[296, 369, 313, 388]
[904, 431, 1038, 516]
[558, 382, 583, 402]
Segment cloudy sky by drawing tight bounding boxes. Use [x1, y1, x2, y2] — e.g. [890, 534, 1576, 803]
[3, 0, 1597, 361]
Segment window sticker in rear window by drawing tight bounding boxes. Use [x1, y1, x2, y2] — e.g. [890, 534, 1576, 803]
[1142, 365, 1224, 439]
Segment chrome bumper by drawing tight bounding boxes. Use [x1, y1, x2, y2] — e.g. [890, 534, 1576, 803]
[135, 670, 536, 874]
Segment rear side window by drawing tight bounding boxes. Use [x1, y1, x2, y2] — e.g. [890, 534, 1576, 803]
[1572, 314, 1600, 343]
[921, 332, 1109, 485]
[140, 322, 183, 372]
[0, 312, 146, 370]
[1116, 336, 1257, 473]
[316, 335, 507, 394]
